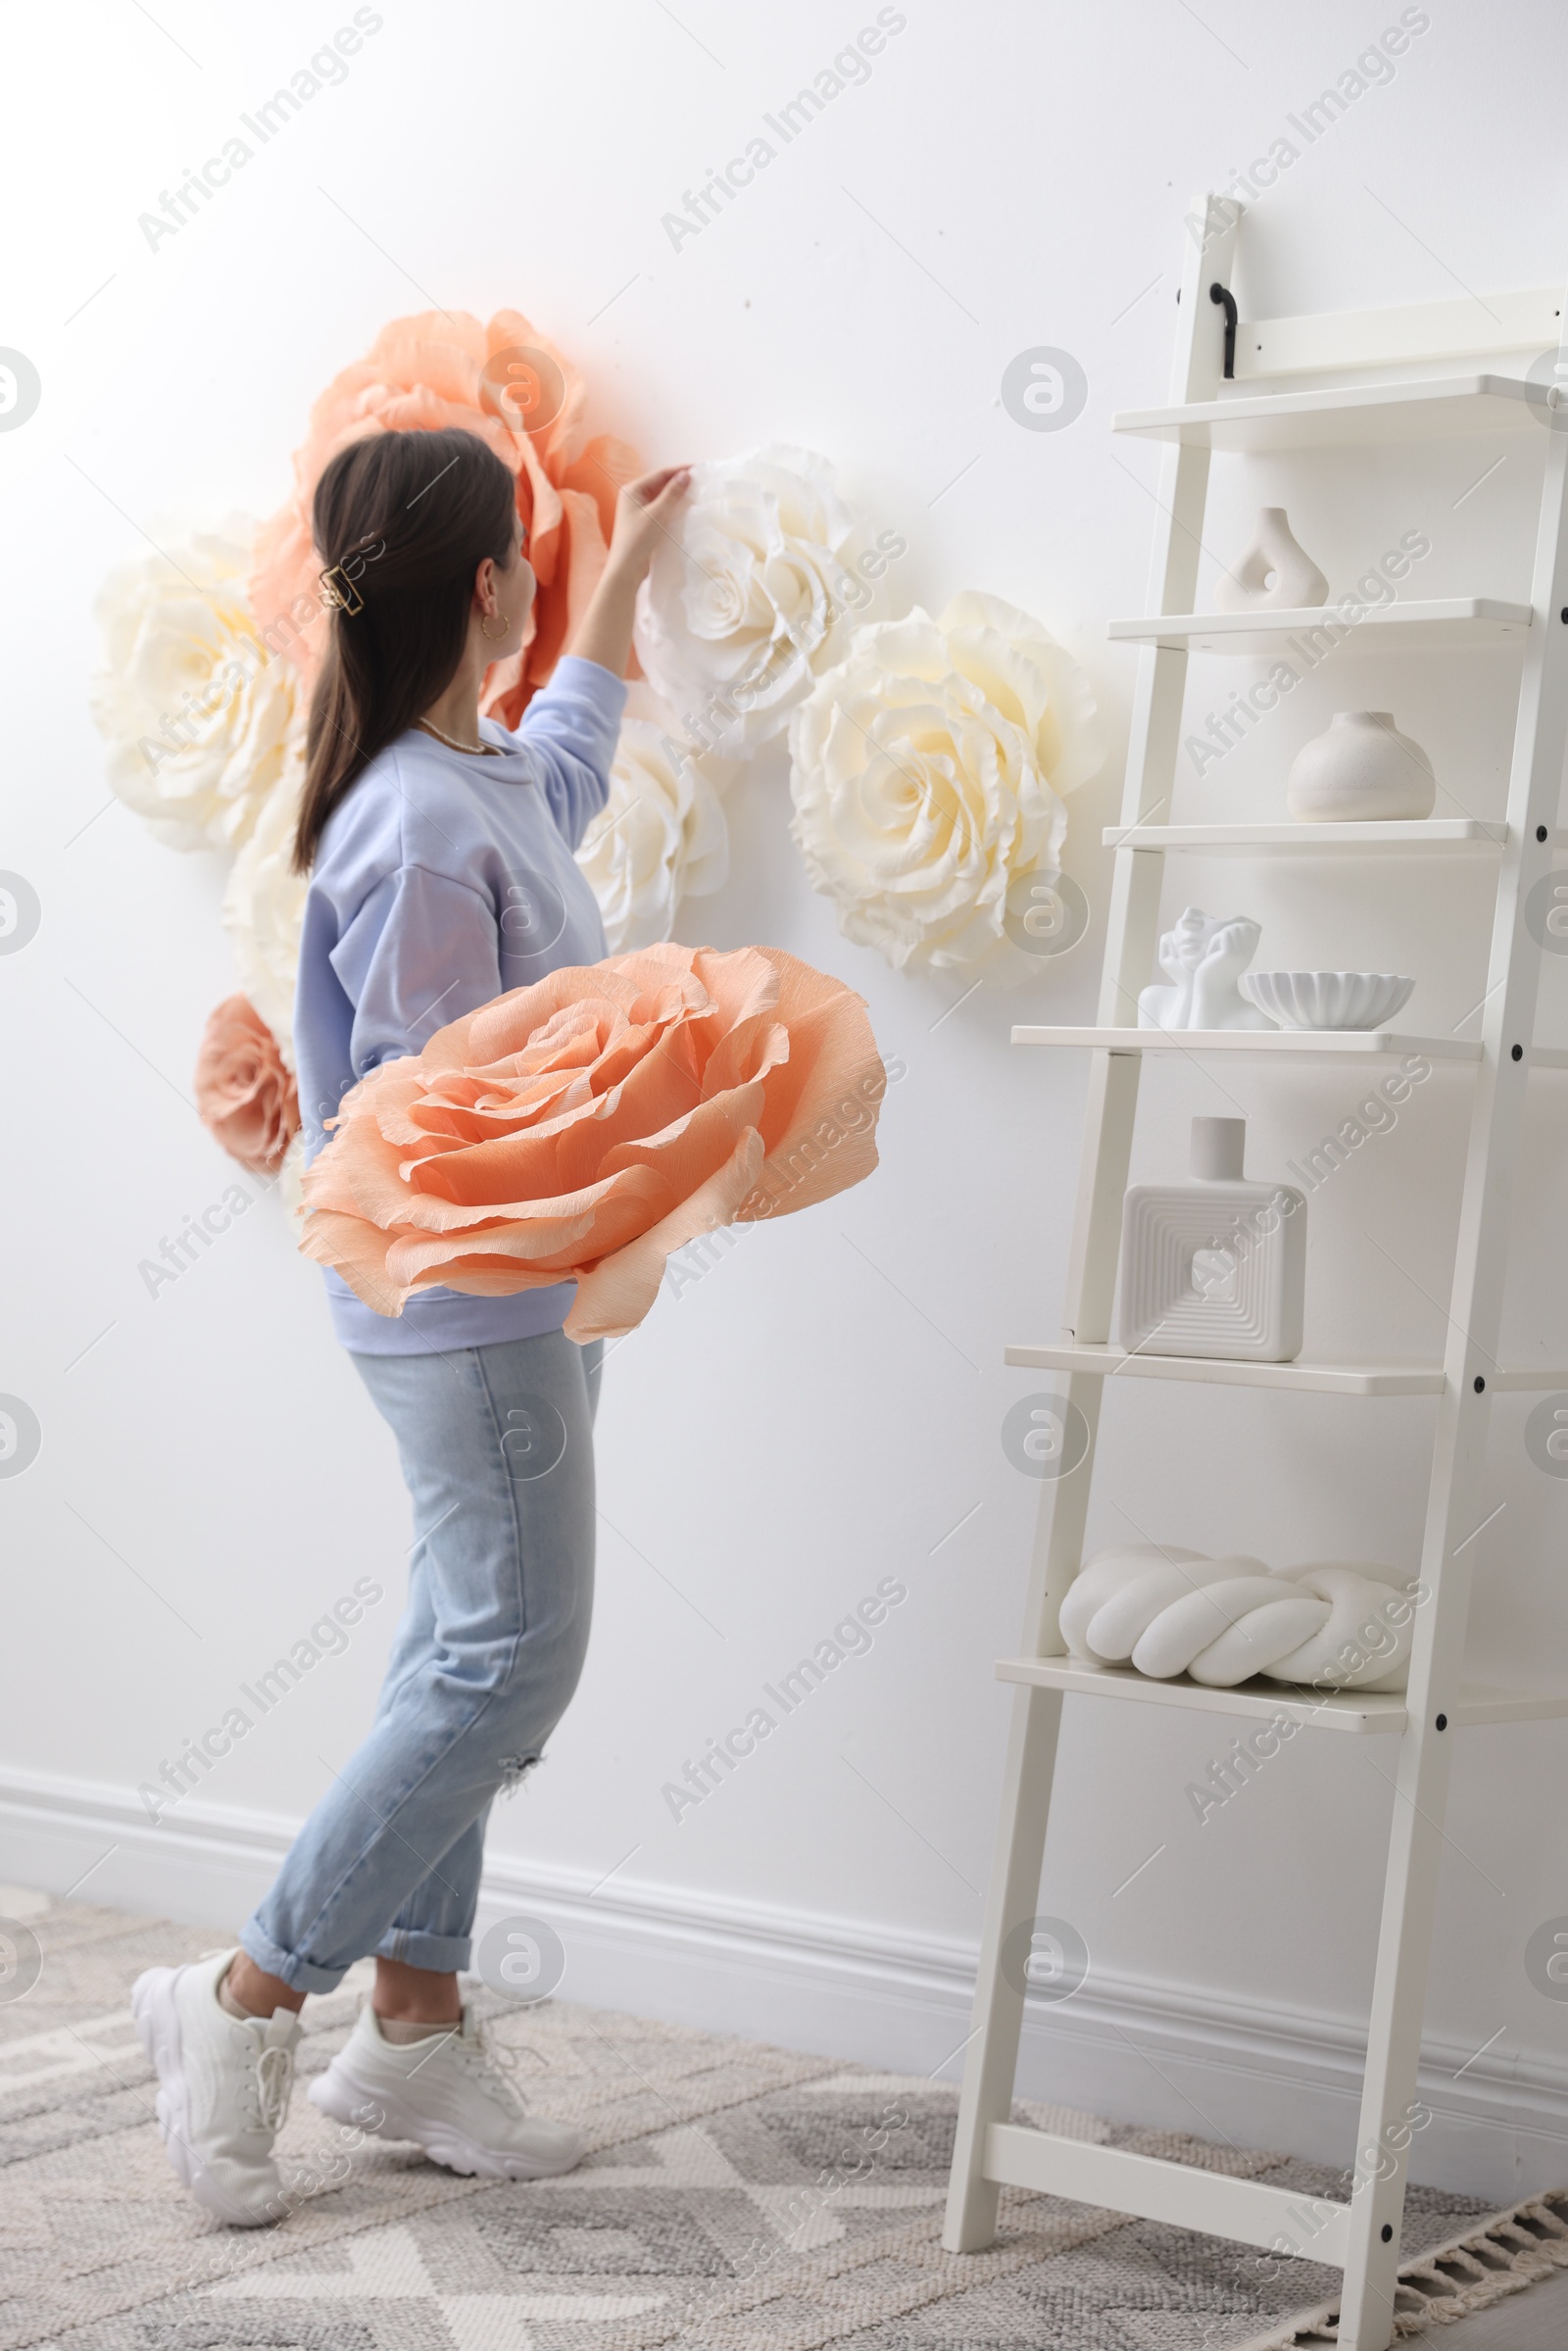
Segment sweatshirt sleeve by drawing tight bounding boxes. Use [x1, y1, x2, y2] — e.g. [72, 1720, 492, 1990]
[514, 655, 627, 850]
[330, 863, 503, 1080]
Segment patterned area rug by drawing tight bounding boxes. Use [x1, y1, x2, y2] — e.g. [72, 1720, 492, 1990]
[0, 1893, 1558, 2350]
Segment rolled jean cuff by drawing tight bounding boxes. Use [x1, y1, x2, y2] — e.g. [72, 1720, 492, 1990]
[375, 1924, 474, 1975]
[238, 1916, 354, 1997]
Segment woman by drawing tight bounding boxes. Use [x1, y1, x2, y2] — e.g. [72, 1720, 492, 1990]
[133, 425, 690, 2225]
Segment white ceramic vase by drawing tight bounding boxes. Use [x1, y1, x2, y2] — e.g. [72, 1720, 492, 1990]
[1117, 1116, 1306, 1363]
[1212, 507, 1329, 612]
[1285, 710, 1436, 821]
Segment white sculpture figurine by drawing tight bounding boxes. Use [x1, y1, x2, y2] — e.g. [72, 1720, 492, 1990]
[1138, 907, 1277, 1031]
[1136, 906, 1216, 1027]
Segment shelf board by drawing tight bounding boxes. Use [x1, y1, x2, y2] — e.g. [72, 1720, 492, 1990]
[1112, 373, 1544, 452]
[995, 1653, 1568, 1738]
[1107, 598, 1532, 657]
[1493, 1366, 1568, 1392]
[1004, 1340, 1444, 1396]
[1102, 820, 1506, 855]
[984, 2123, 1352, 2261]
[1010, 1025, 1480, 1061]
[1234, 288, 1563, 383]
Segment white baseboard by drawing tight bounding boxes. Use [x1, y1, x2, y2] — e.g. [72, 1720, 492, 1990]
[2, 1761, 1562, 2207]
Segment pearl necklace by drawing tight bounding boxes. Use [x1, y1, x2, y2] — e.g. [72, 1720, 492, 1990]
[416, 716, 502, 757]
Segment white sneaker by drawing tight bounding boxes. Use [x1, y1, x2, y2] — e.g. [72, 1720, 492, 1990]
[308, 2003, 582, 2180]
[130, 1949, 300, 2227]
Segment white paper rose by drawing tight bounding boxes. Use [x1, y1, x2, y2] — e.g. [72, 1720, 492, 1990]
[788, 592, 1104, 975]
[634, 446, 897, 750]
[91, 520, 300, 852]
[221, 728, 308, 1063]
[576, 719, 735, 952]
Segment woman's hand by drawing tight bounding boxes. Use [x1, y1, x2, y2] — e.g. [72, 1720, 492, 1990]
[565, 464, 692, 677]
[606, 465, 693, 589]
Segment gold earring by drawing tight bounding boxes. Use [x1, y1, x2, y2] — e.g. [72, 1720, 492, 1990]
[480, 611, 509, 640]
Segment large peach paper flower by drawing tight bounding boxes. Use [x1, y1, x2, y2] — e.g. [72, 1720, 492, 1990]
[299, 946, 885, 1342]
[195, 995, 300, 1177]
[249, 311, 642, 725]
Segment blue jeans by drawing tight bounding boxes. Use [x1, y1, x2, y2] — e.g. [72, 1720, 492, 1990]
[241, 1331, 601, 1993]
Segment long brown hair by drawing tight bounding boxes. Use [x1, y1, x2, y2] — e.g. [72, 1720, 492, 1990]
[291, 427, 518, 872]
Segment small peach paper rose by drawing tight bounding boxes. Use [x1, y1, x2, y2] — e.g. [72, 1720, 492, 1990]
[195, 995, 300, 1177]
[299, 945, 885, 1342]
[250, 310, 642, 725]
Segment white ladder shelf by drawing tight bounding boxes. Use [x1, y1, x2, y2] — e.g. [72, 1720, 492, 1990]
[941, 194, 1568, 2351]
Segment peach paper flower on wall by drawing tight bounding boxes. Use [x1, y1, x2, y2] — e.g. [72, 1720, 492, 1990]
[299, 945, 885, 1342]
[249, 310, 642, 726]
[195, 995, 300, 1177]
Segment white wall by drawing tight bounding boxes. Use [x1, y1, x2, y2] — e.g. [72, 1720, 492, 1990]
[5, 0, 1568, 2205]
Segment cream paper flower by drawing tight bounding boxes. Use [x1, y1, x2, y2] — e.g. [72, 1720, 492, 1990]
[91, 520, 300, 852]
[633, 446, 900, 750]
[221, 727, 308, 1064]
[577, 719, 735, 952]
[788, 592, 1104, 975]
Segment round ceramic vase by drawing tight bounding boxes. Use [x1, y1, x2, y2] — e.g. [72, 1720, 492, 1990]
[1286, 710, 1436, 822]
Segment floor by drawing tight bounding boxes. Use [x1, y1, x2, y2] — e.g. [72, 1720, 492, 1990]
[1430, 2259, 1568, 2346]
[1, 1887, 1563, 2350]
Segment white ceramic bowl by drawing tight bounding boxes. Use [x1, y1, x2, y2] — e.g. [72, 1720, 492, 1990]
[1239, 970, 1415, 1031]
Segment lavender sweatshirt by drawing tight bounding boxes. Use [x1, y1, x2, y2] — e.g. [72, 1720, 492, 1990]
[292, 656, 625, 1354]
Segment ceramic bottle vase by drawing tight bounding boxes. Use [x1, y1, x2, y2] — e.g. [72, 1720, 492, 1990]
[1212, 507, 1329, 612]
[1286, 710, 1437, 821]
[1117, 1116, 1307, 1362]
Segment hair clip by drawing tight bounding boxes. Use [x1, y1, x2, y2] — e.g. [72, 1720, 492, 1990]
[318, 563, 365, 615]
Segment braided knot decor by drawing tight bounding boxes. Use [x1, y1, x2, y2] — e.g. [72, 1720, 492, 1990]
[1059, 1545, 1419, 1692]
